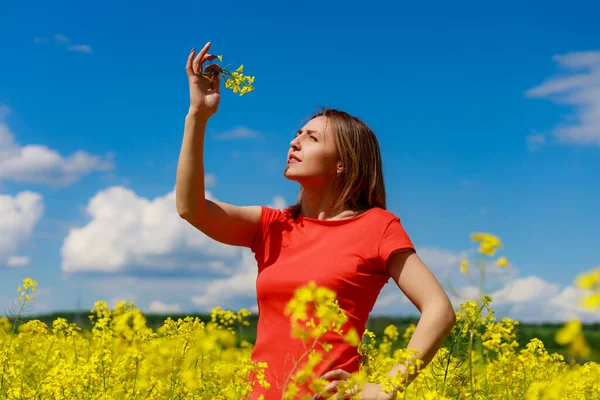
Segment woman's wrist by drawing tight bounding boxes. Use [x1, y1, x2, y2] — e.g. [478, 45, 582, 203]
[186, 108, 211, 122]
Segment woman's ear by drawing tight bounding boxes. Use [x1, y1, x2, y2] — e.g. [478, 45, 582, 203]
[336, 163, 344, 176]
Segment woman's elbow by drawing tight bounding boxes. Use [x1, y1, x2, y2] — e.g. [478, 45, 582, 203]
[426, 299, 456, 328]
[443, 304, 457, 330]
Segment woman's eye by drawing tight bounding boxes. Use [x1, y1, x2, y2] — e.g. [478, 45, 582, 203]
[310, 136, 317, 141]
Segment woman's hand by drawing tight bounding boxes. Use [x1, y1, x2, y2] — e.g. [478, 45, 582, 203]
[185, 41, 221, 120]
[314, 369, 394, 400]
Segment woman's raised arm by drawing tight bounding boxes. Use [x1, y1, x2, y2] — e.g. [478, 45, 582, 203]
[176, 42, 261, 248]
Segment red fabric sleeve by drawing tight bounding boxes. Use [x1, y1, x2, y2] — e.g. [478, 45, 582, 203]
[250, 206, 281, 253]
[377, 217, 415, 273]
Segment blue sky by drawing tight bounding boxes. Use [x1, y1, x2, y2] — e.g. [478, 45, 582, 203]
[0, 0, 599, 323]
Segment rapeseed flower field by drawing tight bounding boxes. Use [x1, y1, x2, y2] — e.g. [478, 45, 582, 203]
[1, 233, 599, 399]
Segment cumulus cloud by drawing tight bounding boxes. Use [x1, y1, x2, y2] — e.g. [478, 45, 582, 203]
[372, 246, 470, 315]
[372, 245, 598, 323]
[448, 276, 599, 323]
[490, 275, 561, 305]
[190, 248, 260, 311]
[526, 51, 600, 146]
[79, 194, 286, 313]
[0, 107, 114, 186]
[61, 185, 239, 274]
[0, 191, 43, 267]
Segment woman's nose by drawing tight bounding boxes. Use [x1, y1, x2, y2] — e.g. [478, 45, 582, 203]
[290, 137, 301, 149]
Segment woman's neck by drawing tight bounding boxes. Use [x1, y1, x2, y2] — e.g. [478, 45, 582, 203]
[300, 187, 359, 221]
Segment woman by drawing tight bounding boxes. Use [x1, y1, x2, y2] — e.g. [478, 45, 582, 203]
[176, 42, 457, 399]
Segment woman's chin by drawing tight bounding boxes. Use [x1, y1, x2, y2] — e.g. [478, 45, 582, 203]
[283, 168, 302, 182]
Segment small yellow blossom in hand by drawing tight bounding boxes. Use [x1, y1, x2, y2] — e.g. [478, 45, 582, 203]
[203, 53, 255, 96]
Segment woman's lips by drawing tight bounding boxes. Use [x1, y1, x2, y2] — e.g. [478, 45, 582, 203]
[288, 154, 301, 163]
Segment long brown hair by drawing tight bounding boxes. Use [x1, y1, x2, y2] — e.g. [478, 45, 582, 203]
[287, 106, 387, 220]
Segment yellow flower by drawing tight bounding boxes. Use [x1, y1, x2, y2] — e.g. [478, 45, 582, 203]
[495, 256, 508, 268]
[471, 232, 503, 256]
[575, 267, 600, 289]
[343, 328, 361, 347]
[580, 293, 600, 311]
[217, 54, 223, 62]
[460, 259, 469, 275]
[555, 320, 582, 345]
[478, 243, 492, 256]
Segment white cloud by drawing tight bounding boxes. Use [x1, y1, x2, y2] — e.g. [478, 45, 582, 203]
[34, 33, 93, 53]
[190, 196, 288, 310]
[212, 126, 261, 140]
[449, 276, 599, 323]
[417, 247, 468, 273]
[0, 107, 114, 186]
[526, 51, 600, 146]
[548, 285, 599, 323]
[0, 191, 43, 267]
[447, 285, 481, 309]
[6, 256, 30, 268]
[370, 245, 599, 323]
[190, 248, 259, 311]
[147, 301, 182, 314]
[61, 185, 239, 273]
[373, 247, 469, 315]
[490, 275, 560, 304]
[80, 194, 285, 313]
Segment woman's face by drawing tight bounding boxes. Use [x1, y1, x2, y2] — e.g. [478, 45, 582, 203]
[284, 116, 341, 186]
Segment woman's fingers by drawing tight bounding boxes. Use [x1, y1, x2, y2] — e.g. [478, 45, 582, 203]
[323, 379, 341, 393]
[203, 54, 218, 63]
[186, 48, 196, 77]
[203, 64, 221, 93]
[321, 369, 350, 381]
[192, 41, 211, 75]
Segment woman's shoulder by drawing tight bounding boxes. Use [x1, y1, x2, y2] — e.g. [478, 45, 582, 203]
[367, 206, 402, 222]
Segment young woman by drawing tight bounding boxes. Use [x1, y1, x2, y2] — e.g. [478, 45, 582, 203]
[177, 42, 457, 399]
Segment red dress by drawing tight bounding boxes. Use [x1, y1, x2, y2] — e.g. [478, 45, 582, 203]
[247, 206, 414, 399]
